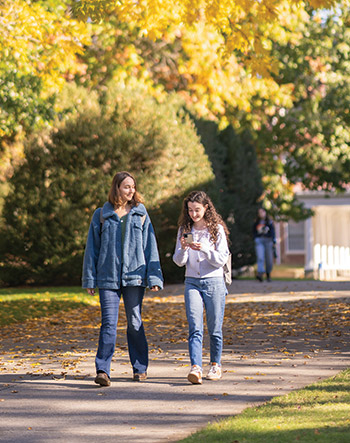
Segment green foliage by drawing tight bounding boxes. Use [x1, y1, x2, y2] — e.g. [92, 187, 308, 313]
[0, 72, 55, 141]
[194, 118, 263, 269]
[233, 7, 350, 220]
[275, 10, 350, 192]
[0, 84, 215, 286]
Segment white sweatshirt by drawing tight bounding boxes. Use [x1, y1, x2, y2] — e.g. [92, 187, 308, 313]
[173, 225, 229, 278]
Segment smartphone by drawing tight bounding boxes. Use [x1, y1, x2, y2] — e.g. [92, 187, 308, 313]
[184, 233, 193, 243]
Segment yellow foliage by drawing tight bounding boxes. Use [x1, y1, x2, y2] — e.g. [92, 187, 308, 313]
[170, 23, 294, 123]
[83, 12, 296, 125]
[74, 0, 337, 72]
[0, 0, 90, 95]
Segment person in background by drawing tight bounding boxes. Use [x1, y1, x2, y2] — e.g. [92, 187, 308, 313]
[253, 207, 276, 282]
[173, 191, 230, 385]
[82, 171, 163, 386]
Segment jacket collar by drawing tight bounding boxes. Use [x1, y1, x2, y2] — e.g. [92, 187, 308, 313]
[102, 202, 146, 219]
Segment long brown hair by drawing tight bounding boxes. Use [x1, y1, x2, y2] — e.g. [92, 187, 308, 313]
[178, 190, 230, 244]
[108, 171, 143, 209]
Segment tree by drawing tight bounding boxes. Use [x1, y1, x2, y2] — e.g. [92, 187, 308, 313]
[71, 0, 339, 74]
[236, 6, 350, 220]
[0, 0, 90, 184]
[0, 0, 89, 142]
[74, 15, 294, 123]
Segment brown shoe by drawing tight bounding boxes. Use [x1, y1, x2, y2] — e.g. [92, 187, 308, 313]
[133, 372, 147, 382]
[95, 372, 111, 386]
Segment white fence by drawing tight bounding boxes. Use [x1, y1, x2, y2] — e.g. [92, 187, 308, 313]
[314, 244, 350, 280]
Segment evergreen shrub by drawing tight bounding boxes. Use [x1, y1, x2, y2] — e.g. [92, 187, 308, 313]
[0, 85, 215, 286]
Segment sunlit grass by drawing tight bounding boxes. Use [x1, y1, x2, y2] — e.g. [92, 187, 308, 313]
[181, 369, 350, 443]
[0, 287, 99, 326]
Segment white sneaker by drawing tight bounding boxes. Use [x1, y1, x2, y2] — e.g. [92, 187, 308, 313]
[206, 363, 222, 380]
[187, 365, 203, 384]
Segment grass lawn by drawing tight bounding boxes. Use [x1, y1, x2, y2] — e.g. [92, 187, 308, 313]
[0, 286, 98, 326]
[181, 369, 350, 443]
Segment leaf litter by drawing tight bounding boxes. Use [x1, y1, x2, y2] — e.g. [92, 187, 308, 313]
[0, 290, 349, 382]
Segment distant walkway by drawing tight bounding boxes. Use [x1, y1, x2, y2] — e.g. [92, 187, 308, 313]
[0, 279, 349, 442]
[162, 278, 350, 297]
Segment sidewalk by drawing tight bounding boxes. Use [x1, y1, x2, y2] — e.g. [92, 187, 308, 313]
[0, 279, 349, 442]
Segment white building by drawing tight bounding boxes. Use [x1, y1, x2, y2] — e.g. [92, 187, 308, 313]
[277, 191, 350, 280]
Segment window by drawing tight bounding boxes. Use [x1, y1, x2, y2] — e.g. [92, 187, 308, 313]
[287, 221, 305, 252]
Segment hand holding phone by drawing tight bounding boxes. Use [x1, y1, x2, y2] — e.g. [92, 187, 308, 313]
[183, 233, 193, 244]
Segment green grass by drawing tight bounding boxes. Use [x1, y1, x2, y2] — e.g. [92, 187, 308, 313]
[181, 369, 350, 443]
[0, 287, 98, 326]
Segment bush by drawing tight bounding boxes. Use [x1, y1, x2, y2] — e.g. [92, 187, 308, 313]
[0, 84, 215, 286]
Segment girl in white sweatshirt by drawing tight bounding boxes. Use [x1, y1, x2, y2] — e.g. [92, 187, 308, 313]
[173, 191, 230, 384]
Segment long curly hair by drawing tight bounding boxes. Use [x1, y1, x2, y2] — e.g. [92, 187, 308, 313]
[178, 190, 230, 244]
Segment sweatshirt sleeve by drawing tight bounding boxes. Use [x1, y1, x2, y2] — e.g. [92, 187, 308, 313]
[200, 225, 229, 268]
[172, 229, 189, 267]
[82, 209, 101, 289]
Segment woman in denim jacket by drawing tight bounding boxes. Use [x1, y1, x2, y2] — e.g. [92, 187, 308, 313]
[173, 191, 230, 385]
[82, 171, 163, 386]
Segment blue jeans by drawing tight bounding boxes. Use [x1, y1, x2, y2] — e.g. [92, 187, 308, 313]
[255, 237, 274, 274]
[184, 277, 226, 368]
[96, 287, 148, 377]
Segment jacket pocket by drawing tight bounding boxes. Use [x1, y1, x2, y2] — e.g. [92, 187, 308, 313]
[124, 264, 146, 286]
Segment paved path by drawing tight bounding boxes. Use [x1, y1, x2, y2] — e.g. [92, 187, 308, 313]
[0, 279, 349, 442]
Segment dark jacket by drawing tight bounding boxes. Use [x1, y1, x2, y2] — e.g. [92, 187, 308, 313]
[253, 218, 276, 243]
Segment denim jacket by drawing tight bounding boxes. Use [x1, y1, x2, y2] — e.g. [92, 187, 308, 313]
[82, 202, 163, 290]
